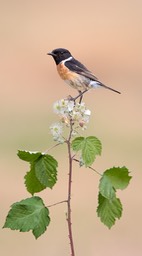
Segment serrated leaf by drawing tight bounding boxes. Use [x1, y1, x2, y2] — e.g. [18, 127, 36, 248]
[99, 175, 116, 199]
[18, 150, 58, 193]
[35, 154, 58, 188]
[82, 136, 102, 166]
[72, 136, 102, 166]
[25, 165, 46, 195]
[17, 150, 41, 162]
[3, 197, 50, 239]
[99, 166, 131, 200]
[97, 193, 122, 229]
[103, 167, 132, 190]
[71, 137, 85, 151]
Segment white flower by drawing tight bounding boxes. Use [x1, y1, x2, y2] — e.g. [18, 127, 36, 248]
[52, 98, 91, 134]
[67, 100, 74, 112]
[53, 101, 62, 114]
[50, 122, 64, 142]
[71, 110, 82, 121]
[76, 102, 86, 112]
[84, 109, 91, 116]
[53, 99, 74, 115]
[82, 109, 91, 124]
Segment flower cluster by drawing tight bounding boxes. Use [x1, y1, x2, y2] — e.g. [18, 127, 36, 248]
[50, 99, 91, 142]
[50, 122, 64, 143]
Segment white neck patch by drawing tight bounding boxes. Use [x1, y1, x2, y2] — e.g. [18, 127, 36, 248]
[61, 56, 72, 64]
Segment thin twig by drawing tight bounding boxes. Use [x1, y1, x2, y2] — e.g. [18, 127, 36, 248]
[43, 142, 61, 154]
[73, 158, 102, 176]
[47, 200, 68, 208]
[88, 165, 102, 176]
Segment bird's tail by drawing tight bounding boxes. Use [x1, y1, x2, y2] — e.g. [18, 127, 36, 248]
[100, 82, 121, 94]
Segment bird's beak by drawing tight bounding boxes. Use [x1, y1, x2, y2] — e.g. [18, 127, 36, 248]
[47, 52, 56, 57]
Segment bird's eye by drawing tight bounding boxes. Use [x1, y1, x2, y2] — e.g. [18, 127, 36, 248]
[60, 52, 64, 55]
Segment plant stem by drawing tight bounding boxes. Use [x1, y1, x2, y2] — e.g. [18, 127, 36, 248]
[66, 121, 75, 256]
[73, 158, 102, 176]
[47, 200, 68, 208]
[44, 142, 61, 154]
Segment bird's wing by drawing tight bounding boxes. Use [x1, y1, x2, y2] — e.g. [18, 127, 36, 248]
[65, 58, 98, 81]
[65, 58, 121, 94]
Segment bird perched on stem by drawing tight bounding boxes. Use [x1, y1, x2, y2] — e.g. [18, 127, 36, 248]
[48, 48, 121, 102]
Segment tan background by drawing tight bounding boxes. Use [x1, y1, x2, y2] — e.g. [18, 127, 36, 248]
[1, 1, 142, 255]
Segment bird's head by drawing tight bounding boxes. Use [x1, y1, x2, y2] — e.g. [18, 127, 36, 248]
[47, 48, 72, 64]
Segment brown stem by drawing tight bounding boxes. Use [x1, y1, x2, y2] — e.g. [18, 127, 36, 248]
[66, 120, 75, 256]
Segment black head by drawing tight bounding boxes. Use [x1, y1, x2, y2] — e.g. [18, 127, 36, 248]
[47, 48, 72, 65]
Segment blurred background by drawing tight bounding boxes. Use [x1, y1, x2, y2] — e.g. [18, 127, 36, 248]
[1, 0, 142, 255]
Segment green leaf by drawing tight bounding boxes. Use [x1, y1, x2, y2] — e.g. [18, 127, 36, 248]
[103, 167, 132, 190]
[17, 150, 41, 162]
[3, 197, 50, 239]
[82, 136, 102, 166]
[18, 150, 58, 194]
[97, 193, 122, 229]
[71, 137, 85, 151]
[25, 165, 46, 195]
[35, 154, 58, 188]
[72, 136, 102, 166]
[99, 175, 116, 199]
[99, 166, 131, 200]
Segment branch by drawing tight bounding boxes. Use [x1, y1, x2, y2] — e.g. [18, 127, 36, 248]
[43, 142, 62, 154]
[66, 120, 75, 256]
[47, 200, 68, 208]
[73, 158, 102, 176]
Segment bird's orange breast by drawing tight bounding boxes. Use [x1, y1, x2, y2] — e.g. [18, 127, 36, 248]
[57, 62, 78, 80]
[57, 62, 90, 91]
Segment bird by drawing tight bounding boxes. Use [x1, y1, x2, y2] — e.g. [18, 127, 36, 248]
[48, 48, 121, 101]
